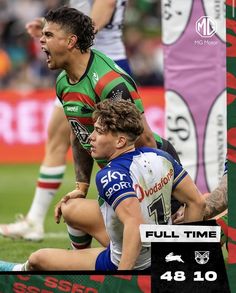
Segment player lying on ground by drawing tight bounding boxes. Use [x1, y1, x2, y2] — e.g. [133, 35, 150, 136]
[0, 99, 205, 271]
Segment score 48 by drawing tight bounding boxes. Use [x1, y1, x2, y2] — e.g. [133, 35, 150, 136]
[160, 271, 217, 281]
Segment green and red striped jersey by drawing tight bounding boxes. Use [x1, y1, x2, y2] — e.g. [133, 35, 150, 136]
[56, 49, 145, 150]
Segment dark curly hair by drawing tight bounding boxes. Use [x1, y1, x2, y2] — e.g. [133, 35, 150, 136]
[93, 100, 144, 144]
[44, 6, 95, 53]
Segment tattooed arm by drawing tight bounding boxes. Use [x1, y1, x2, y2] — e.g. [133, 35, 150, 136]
[54, 132, 94, 224]
[135, 115, 156, 148]
[203, 174, 228, 220]
[71, 132, 94, 185]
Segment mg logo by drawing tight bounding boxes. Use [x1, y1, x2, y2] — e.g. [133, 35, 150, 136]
[195, 16, 217, 37]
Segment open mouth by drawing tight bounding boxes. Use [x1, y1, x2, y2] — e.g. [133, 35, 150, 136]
[89, 145, 95, 152]
[42, 47, 51, 63]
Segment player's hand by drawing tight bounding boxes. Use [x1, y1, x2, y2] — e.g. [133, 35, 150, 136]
[54, 189, 86, 224]
[25, 18, 44, 38]
[172, 205, 185, 224]
[203, 192, 210, 198]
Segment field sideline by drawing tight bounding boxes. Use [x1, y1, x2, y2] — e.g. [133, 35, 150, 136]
[0, 163, 99, 263]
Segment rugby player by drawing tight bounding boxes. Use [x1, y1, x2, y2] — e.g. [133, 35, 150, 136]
[0, 5, 181, 245]
[0, 99, 205, 271]
[0, 0, 133, 241]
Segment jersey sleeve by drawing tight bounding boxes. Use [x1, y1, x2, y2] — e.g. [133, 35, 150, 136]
[96, 167, 137, 210]
[103, 80, 144, 114]
[90, 50, 145, 113]
[56, 70, 67, 101]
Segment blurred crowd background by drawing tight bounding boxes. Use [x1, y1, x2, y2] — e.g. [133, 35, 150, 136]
[0, 0, 163, 90]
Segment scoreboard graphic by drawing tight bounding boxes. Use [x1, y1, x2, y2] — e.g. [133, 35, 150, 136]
[140, 221, 230, 293]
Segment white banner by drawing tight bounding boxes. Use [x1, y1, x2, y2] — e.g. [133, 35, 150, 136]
[162, 0, 226, 193]
[140, 224, 221, 242]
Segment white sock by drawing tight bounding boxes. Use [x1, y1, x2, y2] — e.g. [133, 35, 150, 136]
[67, 225, 92, 249]
[27, 165, 66, 225]
[12, 263, 25, 271]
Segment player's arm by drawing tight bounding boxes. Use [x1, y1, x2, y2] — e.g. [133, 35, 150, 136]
[203, 174, 227, 220]
[25, 18, 44, 38]
[115, 197, 143, 270]
[25, 0, 116, 38]
[71, 131, 94, 185]
[172, 174, 206, 223]
[54, 132, 93, 224]
[90, 0, 116, 31]
[136, 114, 156, 148]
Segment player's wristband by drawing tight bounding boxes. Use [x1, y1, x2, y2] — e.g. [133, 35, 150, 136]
[75, 182, 90, 196]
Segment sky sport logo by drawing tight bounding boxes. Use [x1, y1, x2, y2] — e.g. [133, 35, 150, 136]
[195, 16, 217, 38]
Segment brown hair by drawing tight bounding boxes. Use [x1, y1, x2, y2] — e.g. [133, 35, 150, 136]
[93, 99, 144, 143]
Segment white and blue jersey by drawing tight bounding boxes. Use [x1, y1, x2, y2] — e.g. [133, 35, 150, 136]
[96, 147, 188, 269]
[70, 0, 128, 61]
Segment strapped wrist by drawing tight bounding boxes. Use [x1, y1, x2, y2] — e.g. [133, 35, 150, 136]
[75, 181, 90, 195]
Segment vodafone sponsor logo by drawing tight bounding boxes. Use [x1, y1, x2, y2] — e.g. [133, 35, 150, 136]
[135, 169, 173, 202]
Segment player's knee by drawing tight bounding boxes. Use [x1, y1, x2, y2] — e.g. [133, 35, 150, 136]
[62, 198, 86, 227]
[61, 199, 78, 226]
[28, 249, 48, 270]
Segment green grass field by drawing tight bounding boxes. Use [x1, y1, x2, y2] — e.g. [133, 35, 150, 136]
[0, 163, 228, 266]
[0, 163, 99, 263]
